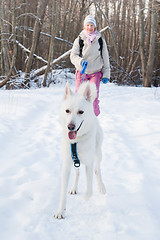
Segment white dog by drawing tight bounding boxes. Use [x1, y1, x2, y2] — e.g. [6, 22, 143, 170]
[54, 82, 106, 219]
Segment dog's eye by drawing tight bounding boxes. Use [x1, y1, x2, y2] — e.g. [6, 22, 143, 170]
[66, 109, 70, 114]
[78, 110, 84, 115]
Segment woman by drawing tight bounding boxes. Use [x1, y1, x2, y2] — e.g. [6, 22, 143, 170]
[70, 15, 110, 116]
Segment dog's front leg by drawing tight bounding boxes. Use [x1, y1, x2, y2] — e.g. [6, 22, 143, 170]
[85, 164, 93, 200]
[54, 161, 71, 219]
[69, 168, 79, 194]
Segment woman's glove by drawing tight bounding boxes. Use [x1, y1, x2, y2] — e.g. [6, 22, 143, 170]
[102, 78, 109, 84]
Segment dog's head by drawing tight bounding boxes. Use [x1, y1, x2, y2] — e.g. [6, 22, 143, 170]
[60, 82, 97, 141]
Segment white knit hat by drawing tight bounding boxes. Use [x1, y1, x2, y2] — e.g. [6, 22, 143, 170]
[84, 15, 96, 27]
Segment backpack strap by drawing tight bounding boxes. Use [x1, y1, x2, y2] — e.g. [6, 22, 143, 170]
[98, 37, 103, 58]
[79, 36, 84, 57]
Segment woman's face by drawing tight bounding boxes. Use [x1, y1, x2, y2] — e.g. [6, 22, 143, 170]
[84, 23, 95, 34]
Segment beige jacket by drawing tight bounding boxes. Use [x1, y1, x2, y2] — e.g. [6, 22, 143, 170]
[70, 30, 110, 79]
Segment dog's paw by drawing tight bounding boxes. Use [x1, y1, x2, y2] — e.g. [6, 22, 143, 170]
[54, 210, 65, 219]
[69, 189, 77, 195]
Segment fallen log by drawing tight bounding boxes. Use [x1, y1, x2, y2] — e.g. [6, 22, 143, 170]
[32, 26, 110, 77]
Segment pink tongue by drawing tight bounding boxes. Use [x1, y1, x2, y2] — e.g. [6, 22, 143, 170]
[68, 131, 77, 140]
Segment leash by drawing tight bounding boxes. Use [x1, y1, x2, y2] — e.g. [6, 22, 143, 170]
[81, 62, 88, 82]
[71, 143, 80, 168]
[70, 64, 87, 167]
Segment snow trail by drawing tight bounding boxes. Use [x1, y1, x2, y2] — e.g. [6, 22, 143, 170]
[0, 83, 160, 240]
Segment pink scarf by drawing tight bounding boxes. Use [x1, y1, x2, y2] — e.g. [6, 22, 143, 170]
[83, 30, 98, 45]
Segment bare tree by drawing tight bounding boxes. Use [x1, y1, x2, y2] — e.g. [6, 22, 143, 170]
[139, 0, 157, 87]
[93, 0, 119, 63]
[0, 0, 17, 88]
[0, 0, 10, 75]
[24, 0, 49, 85]
[43, 1, 55, 87]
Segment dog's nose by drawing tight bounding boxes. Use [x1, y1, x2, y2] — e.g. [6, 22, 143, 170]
[68, 123, 75, 131]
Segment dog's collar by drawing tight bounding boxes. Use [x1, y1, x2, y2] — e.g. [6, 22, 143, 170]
[71, 143, 80, 168]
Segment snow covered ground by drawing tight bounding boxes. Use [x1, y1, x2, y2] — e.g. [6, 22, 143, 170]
[0, 79, 160, 240]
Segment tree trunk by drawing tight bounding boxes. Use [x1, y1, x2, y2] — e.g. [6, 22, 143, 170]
[139, 0, 147, 86]
[146, 0, 157, 87]
[0, 0, 17, 88]
[139, 0, 157, 87]
[43, 2, 54, 87]
[24, 0, 49, 85]
[0, 0, 10, 75]
[126, 0, 137, 74]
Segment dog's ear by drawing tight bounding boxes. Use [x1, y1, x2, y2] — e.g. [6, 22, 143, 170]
[83, 84, 92, 102]
[78, 82, 97, 103]
[64, 82, 72, 100]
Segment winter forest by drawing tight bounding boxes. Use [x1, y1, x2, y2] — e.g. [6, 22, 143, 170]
[0, 0, 160, 89]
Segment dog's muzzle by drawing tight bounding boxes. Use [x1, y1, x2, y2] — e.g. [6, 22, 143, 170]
[68, 121, 84, 140]
[68, 123, 75, 131]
